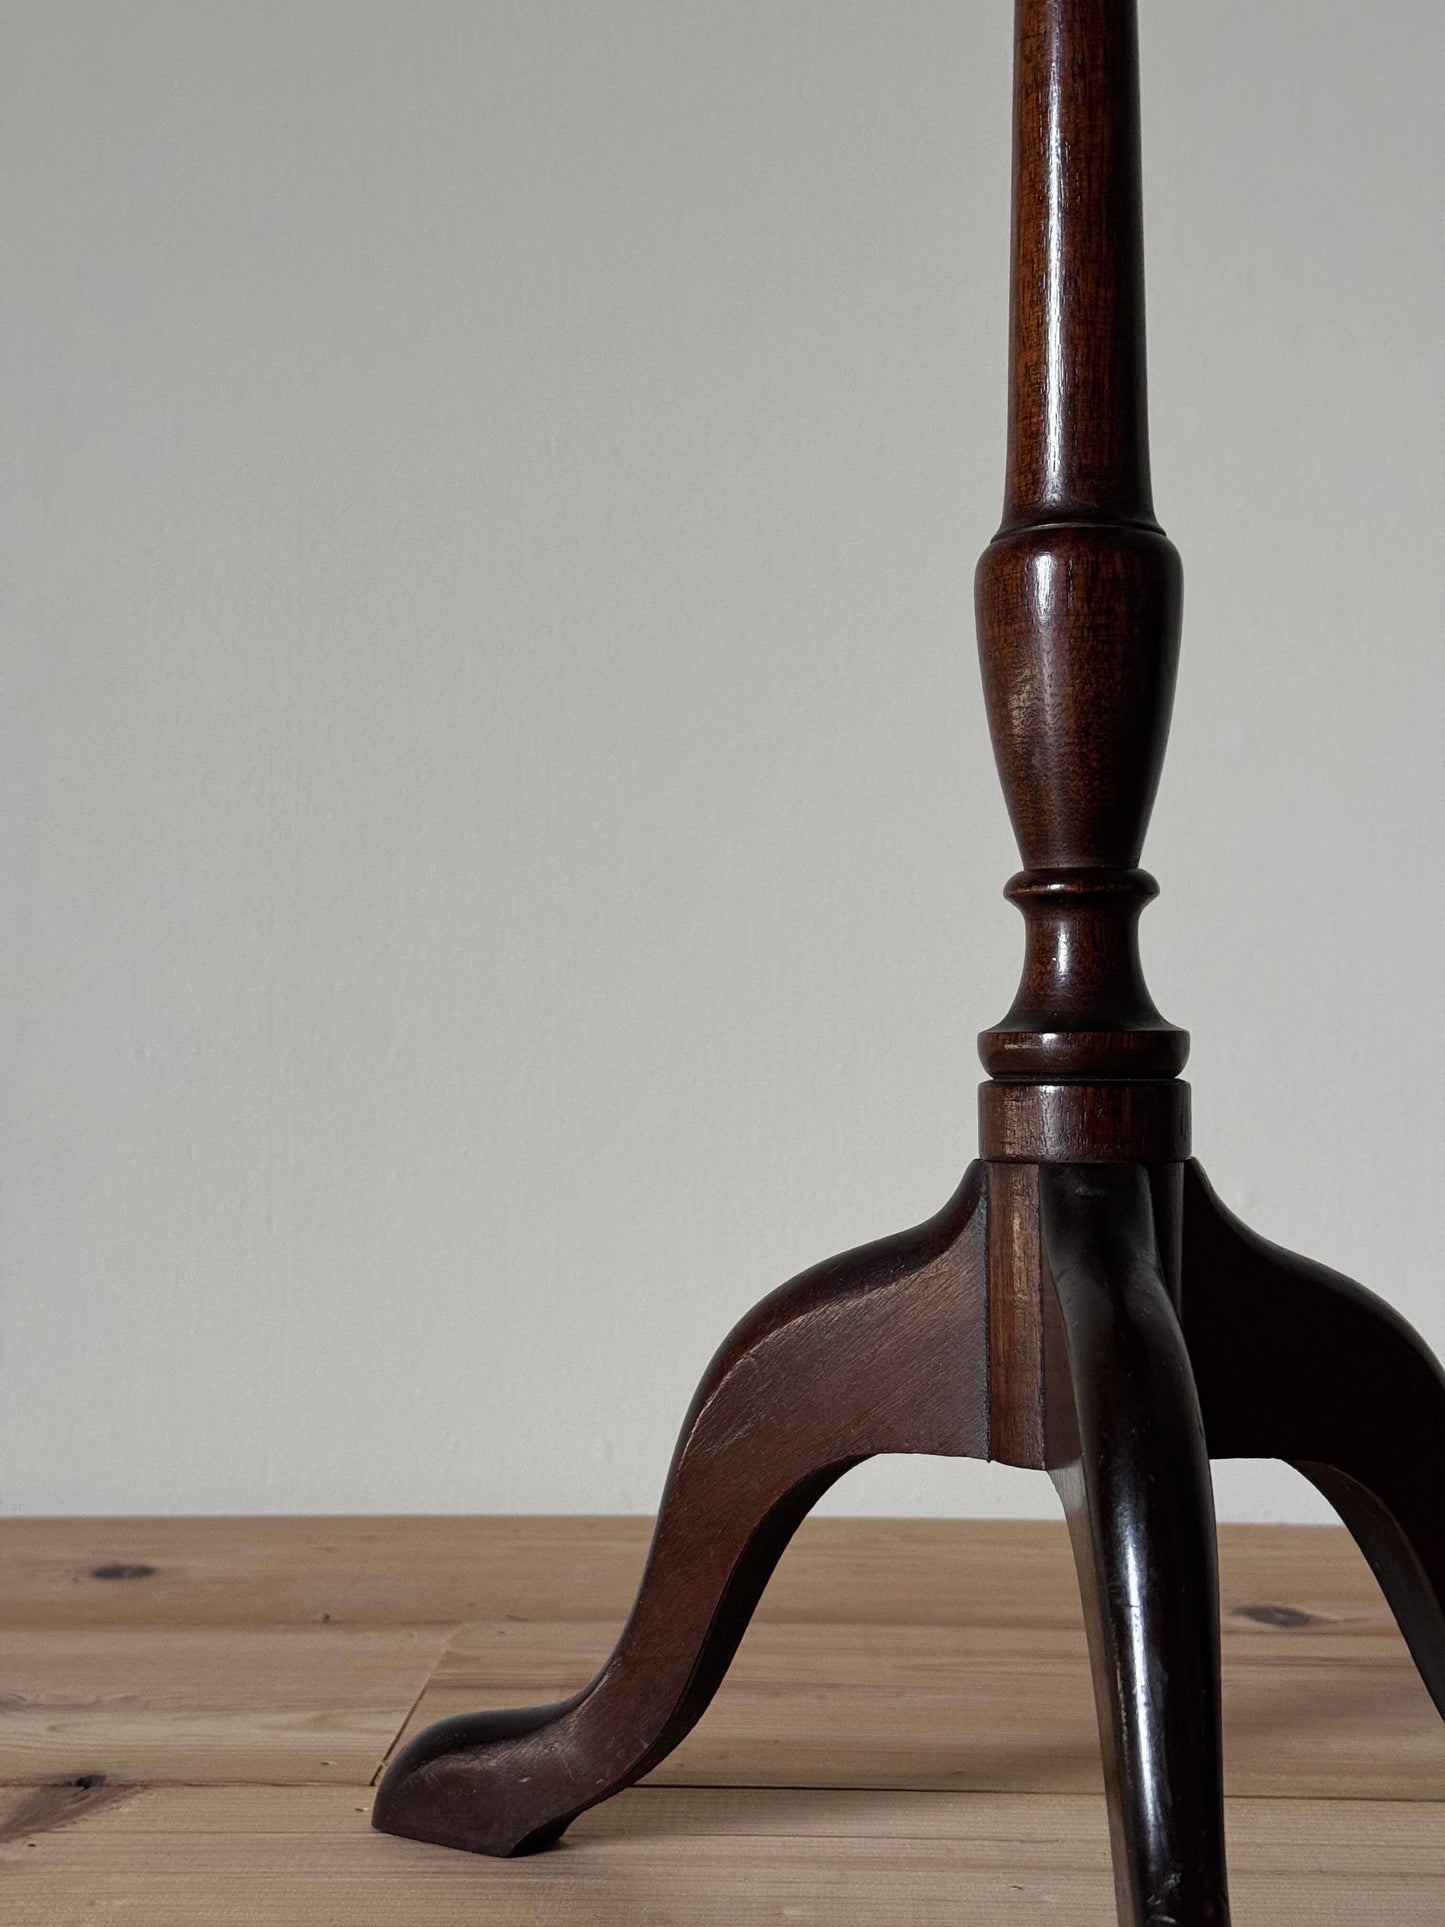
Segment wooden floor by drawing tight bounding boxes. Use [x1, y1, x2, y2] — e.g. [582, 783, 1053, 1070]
[2, 1517, 1442, 1922]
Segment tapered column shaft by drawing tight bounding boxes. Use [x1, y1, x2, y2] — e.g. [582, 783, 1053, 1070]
[1004, 0, 1153, 528]
[976, 0, 1186, 1108]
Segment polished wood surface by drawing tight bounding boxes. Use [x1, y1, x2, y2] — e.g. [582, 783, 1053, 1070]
[976, 0, 1186, 1088]
[1182, 1165, 1445, 1724]
[373, 1170, 991, 1855]
[4, 1518, 1443, 1924]
[1044, 1167, 1227, 1927]
[1000, 0, 1151, 526]
[978, 1079, 1190, 1164]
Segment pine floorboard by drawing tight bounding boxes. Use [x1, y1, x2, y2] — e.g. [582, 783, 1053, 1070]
[2, 1516, 1441, 1921]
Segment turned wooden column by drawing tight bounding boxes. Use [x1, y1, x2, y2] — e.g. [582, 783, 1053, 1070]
[977, 0, 1187, 1169]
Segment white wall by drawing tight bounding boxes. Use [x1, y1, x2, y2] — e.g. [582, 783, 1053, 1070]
[2, 1, 1440, 1521]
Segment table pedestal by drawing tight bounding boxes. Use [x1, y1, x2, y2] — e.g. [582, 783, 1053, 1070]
[372, 6, 1445, 1922]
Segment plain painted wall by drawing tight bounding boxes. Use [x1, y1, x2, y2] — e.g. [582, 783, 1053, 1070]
[2, 1, 1440, 1521]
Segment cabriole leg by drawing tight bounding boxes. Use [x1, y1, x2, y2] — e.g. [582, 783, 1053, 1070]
[373, 1166, 990, 1854]
[1182, 1161, 1445, 1717]
[1042, 1163, 1231, 1927]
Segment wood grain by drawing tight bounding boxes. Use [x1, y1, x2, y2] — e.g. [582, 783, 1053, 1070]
[1, 1515, 1415, 1634]
[390, 1612, 1445, 1803]
[3, 1784, 1441, 1926]
[369, 1174, 994, 1854]
[2, 1518, 1440, 1805]
[0, 1625, 448, 1784]
[0, 1515, 660, 1629]
[1, 1519, 1441, 1920]
[975, 0, 1188, 1093]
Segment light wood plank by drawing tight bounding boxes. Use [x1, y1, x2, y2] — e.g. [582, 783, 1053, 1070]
[0, 1626, 448, 1785]
[3, 1783, 1441, 1925]
[0, 1515, 657, 1628]
[4, 1520, 1439, 1800]
[390, 1612, 1445, 1801]
[0, 1516, 1413, 1635]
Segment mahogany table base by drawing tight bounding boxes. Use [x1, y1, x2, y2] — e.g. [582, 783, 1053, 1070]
[371, 3, 1444, 1922]
[373, 1155, 1445, 1925]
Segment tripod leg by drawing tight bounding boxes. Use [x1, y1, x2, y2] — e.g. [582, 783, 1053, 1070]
[1182, 1161, 1445, 1717]
[1041, 1163, 1231, 1927]
[372, 1165, 990, 1854]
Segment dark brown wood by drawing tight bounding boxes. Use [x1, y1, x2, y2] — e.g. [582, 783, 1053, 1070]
[373, 1168, 991, 1855]
[980, 1078, 1190, 1163]
[977, 0, 1185, 1087]
[373, 1, 1444, 1921]
[1181, 1163, 1445, 1720]
[987, 1161, 1049, 1467]
[1002, 0, 1150, 526]
[1043, 1165, 1229, 1927]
